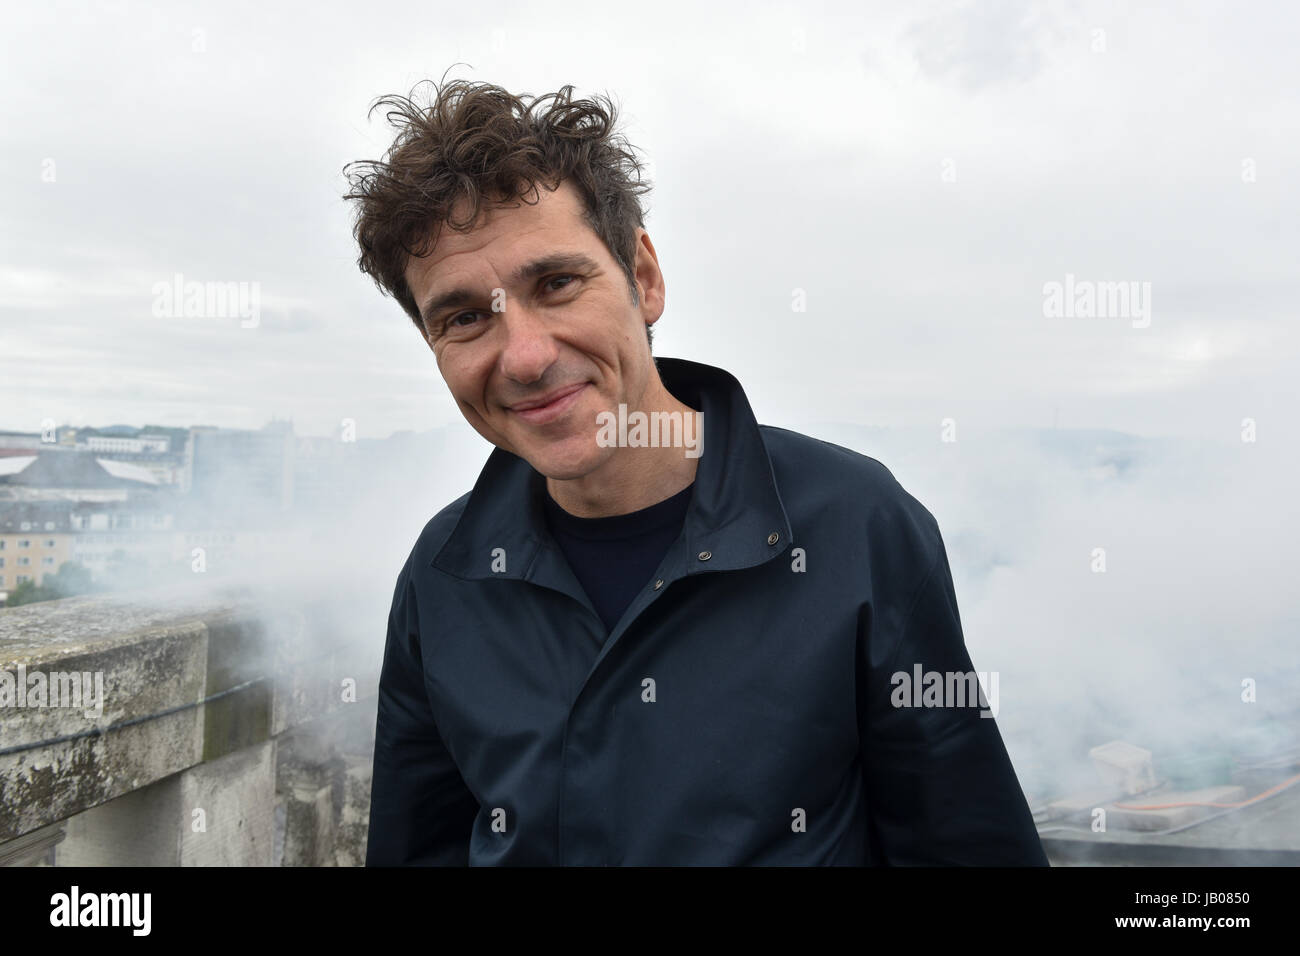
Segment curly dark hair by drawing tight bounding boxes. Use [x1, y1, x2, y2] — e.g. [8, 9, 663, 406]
[343, 75, 654, 347]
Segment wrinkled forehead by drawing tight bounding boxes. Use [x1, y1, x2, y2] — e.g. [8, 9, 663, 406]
[405, 181, 597, 286]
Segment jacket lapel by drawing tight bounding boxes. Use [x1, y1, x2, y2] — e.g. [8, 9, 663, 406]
[429, 358, 795, 662]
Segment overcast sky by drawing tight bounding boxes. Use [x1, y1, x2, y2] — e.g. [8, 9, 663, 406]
[2, 0, 1295, 444]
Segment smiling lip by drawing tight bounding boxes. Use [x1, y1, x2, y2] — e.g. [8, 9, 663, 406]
[510, 383, 588, 425]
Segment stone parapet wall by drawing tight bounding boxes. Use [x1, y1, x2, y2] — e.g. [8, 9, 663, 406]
[0, 588, 378, 866]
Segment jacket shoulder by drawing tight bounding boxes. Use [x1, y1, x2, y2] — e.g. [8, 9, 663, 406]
[758, 424, 921, 504]
[758, 424, 943, 565]
[758, 425, 898, 487]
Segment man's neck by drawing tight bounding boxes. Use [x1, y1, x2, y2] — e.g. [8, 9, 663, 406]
[545, 383, 700, 518]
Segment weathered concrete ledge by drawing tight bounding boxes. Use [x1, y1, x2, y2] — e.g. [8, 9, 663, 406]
[0, 586, 379, 864]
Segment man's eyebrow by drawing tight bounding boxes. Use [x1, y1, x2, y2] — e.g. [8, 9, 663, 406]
[419, 252, 602, 333]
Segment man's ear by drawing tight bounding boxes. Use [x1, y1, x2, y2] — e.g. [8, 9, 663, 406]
[632, 228, 666, 323]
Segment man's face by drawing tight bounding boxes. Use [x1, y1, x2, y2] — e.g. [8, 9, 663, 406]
[405, 180, 665, 480]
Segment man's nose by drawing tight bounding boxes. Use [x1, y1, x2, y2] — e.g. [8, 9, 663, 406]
[497, 303, 558, 385]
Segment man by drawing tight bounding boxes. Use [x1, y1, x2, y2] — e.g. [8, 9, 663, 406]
[345, 78, 1048, 866]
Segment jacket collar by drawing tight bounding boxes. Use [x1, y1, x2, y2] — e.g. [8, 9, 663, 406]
[431, 357, 793, 592]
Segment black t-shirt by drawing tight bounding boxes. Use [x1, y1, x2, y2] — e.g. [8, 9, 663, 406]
[542, 482, 694, 637]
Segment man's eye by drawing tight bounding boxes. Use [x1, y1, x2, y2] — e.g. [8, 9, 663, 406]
[447, 312, 482, 328]
[545, 274, 577, 292]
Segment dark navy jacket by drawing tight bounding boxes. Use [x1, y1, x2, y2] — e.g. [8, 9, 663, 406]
[366, 357, 1048, 866]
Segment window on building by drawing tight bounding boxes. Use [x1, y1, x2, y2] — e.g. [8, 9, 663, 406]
[44, 539, 55, 548]
[18, 557, 31, 566]
[42, 557, 54, 566]
[17, 574, 30, 584]
[18, 539, 30, 548]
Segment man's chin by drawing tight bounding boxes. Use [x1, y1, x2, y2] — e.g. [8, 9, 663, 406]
[529, 459, 603, 482]
[516, 440, 608, 481]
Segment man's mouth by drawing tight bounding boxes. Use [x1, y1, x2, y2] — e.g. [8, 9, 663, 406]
[509, 383, 588, 425]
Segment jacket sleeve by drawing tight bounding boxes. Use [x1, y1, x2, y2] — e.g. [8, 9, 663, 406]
[857, 529, 1048, 866]
[366, 553, 480, 865]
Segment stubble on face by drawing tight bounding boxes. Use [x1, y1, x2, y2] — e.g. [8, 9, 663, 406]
[405, 180, 693, 515]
